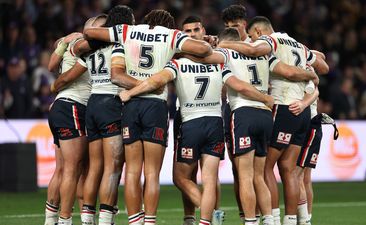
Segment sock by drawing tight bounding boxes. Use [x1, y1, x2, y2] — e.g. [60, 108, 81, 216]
[184, 215, 196, 222]
[139, 211, 145, 221]
[45, 201, 59, 225]
[239, 211, 245, 223]
[128, 212, 144, 225]
[99, 204, 114, 225]
[297, 200, 309, 224]
[111, 205, 119, 225]
[245, 217, 257, 225]
[256, 214, 261, 224]
[262, 215, 274, 225]
[308, 214, 312, 220]
[58, 216, 72, 225]
[283, 215, 297, 225]
[199, 218, 211, 225]
[145, 215, 157, 224]
[272, 208, 281, 225]
[81, 205, 96, 225]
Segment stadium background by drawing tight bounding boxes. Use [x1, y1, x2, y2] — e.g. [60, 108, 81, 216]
[0, 0, 365, 225]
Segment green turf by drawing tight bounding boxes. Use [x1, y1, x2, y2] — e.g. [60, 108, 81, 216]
[0, 182, 365, 225]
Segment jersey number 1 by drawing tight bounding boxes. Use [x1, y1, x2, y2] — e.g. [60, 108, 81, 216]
[247, 64, 262, 86]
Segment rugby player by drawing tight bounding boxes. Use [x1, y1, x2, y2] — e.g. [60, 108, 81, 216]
[82, 9, 213, 225]
[219, 16, 329, 225]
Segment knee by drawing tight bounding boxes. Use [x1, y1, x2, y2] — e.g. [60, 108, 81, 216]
[278, 160, 296, 175]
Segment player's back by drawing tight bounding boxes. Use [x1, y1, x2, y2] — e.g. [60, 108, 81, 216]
[224, 48, 270, 110]
[79, 44, 122, 95]
[165, 58, 223, 122]
[260, 32, 315, 105]
[56, 39, 91, 105]
[120, 24, 188, 100]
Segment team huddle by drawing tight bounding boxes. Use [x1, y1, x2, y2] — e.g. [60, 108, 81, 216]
[44, 4, 338, 225]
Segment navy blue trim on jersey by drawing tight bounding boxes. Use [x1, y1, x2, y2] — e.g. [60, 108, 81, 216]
[113, 26, 119, 42]
[175, 35, 188, 49]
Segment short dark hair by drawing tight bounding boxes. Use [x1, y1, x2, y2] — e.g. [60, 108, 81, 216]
[247, 16, 272, 32]
[218, 28, 241, 42]
[221, 5, 247, 23]
[182, 15, 202, 26]
[104, 5, 135, 27]
[143, 9, 175, 29]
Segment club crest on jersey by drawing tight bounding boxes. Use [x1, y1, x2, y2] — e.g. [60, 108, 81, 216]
[239, 137, 251, 149]
[310, 153, 318, 165]
[123, 127, 130, 139]
[277, 132, 292, 144]
[181, 147, 193, 159]
[117, 24, 123, 34]
[259, 35, 273, 44]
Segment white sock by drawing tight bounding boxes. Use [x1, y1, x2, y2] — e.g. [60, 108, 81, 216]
[199, 218, 211, 225]
[128, 212, 144, 225]
[297, 201, 309, 224]
[81, 212, 96, 225]
[308, 214, 312, 220]
[272, 208, 281, 225]
[58, 217, 72, 225]
[44, 202, 59, 225]
[283, 215, 297, 225]
[145, 215, 156, 224]
[262, 215, 274, 225]
[245, 217, 257, 225]
[99, 210, 114, 225]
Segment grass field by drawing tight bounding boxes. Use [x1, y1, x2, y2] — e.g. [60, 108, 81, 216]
[0, 182, 365, 225]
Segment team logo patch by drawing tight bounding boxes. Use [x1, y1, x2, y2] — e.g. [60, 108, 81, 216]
[106, 123, 119, 134]
[153, 127, 164, 141]
[122, 127, 130, 139]
[310, 153, 318, 165]
[59, 128, 73, 137]
[277, 132, 292, 144]
[213, 142, 225, 154]
[239, 137, 251, 149]
[181, 147, 193, 159]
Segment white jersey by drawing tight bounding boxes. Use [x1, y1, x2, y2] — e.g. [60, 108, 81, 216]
[78, 44, 124, 95]
[164, 58, 223, 122]
[310, 100, 318, 119]
[257, 32, 316, 105]
[55, 39, 91, 105]
[108, 24, 189, 100]
[218, 48, 278, 111]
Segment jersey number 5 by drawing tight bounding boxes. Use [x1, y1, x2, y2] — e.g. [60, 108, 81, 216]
[194, 76, 210, 100]
[139, 45, 154, 69]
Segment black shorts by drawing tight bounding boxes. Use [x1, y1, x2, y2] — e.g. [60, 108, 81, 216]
[176, 116, 225, 163]
[48, 98, 86, 147]
[297, 115, 323, 168]
[85, 94, 123, 142]
[231, 107, 273, 157]
[223, 103, 233, 154]
[270, 104, 310, 150]
[121, 97, 168, 146]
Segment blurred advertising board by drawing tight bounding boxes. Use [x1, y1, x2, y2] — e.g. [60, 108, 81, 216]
[0, 120, 365, 186]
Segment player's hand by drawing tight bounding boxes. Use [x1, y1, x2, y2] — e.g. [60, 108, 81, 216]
[306, 64, 319, 86]
[289, 100, 305, 116]
[119, 90, 131, 102]
[264, 95, 274, 109]
[152, 86, 165, 95]
[203, 35, 219, 48]
[64, 32, 83, 44]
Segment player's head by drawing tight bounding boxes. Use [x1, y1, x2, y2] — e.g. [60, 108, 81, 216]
[104, 5, 135, 27]
[247, 16, 274, 41]
[218, 28, 241, 42]
[83, 14, 107, 31]
[181, 16, 205, 40]
[221, 5, 247, 41]
[143, 9, 175, 29]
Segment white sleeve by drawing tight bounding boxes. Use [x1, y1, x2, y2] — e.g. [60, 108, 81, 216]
[214, 48, 230, 64]
[172, 30, 189, 52]
[164, 60, 179, 79]
[221, 64, 235, 83]
[108, 24, 128, 43]
[111, 43, 125, 58]
[305, 46, 317, 65]
[268, 54, 280, 72]
[257, 35, 276, 52]
[77, 56, 87, 68]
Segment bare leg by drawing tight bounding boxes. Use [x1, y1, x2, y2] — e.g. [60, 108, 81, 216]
[264, 147, 282, 209]
[304, 168, 313, 215]
[254, 156, 272, 217]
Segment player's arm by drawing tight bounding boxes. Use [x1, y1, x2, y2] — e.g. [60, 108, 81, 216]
[83, 27, 111, 42]
[183, 48, 229, 64]
[120, 69, 174, 102]
[48, 38, 67, 72]
[50, 62, 87, 93]
[180, 38, 213, 57]
[218, 40, 271, 57]
[270, 55, 319, 84]
[289, 87, 319, 116]
[305, 48, 329, 75]
[71, 39, 92, 56]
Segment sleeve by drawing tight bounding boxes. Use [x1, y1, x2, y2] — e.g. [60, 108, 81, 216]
[221, 64, 234, 83]
[304, 46, 317, 65]
[111, 43, 125, 58]
[108, 24, 128, 43]
[164, 60, 179, 79]
[77, 55, 87, 68]
[214, 48, 230, 64]
[171, 30, 189, 52]
[257, 35, 277, 52]
[268, 54, 280, 72]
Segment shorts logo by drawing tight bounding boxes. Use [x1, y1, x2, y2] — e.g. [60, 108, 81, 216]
[122, 127, 130, 139]
[106, 123, 119, 134]
[213, 142, 225, 154]
[239, 137, 251, 149]
[153, 127, 164, 141]
[277, 132, 292, 144]
[59, 128, 73, 137]
[310, 153, 318, 165]
[181, 147, 193, 159]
